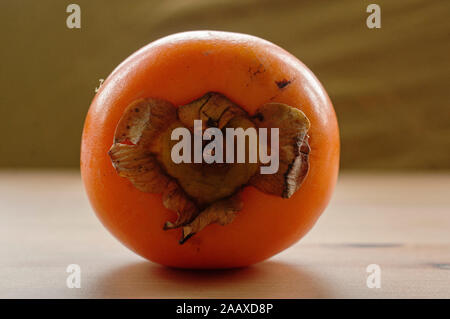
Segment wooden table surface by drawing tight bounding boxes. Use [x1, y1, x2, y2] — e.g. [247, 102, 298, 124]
[0, 171, 449, 299]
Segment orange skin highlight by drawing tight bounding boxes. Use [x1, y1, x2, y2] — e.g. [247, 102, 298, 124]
[81, 31, 340, 269]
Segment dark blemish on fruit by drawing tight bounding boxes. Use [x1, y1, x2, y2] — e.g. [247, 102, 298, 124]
[248, 64, 266, 79]
[252, 64, 265, 76]
[275, 79, 291, 89]
[135, 108, 139, 112]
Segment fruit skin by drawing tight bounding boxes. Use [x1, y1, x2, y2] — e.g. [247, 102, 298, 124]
[81, 31, 340, 269]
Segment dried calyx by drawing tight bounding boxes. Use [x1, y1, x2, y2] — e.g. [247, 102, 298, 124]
[108, 92, 310, 244]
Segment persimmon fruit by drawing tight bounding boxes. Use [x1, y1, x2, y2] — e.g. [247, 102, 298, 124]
[81, 31, 339, 269]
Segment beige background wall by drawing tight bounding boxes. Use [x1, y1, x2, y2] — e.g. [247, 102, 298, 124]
[0, 0, 449, 169]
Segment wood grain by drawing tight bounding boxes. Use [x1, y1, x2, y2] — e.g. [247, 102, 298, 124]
[0, 171, 449, 298]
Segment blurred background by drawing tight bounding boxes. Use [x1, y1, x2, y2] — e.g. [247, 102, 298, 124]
[0, 0, 449, 170]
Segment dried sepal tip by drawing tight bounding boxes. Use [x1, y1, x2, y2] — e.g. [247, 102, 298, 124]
[180, 194, 243, 244]
[162, 181, 199, 230]
[250, 103, 311, 198]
